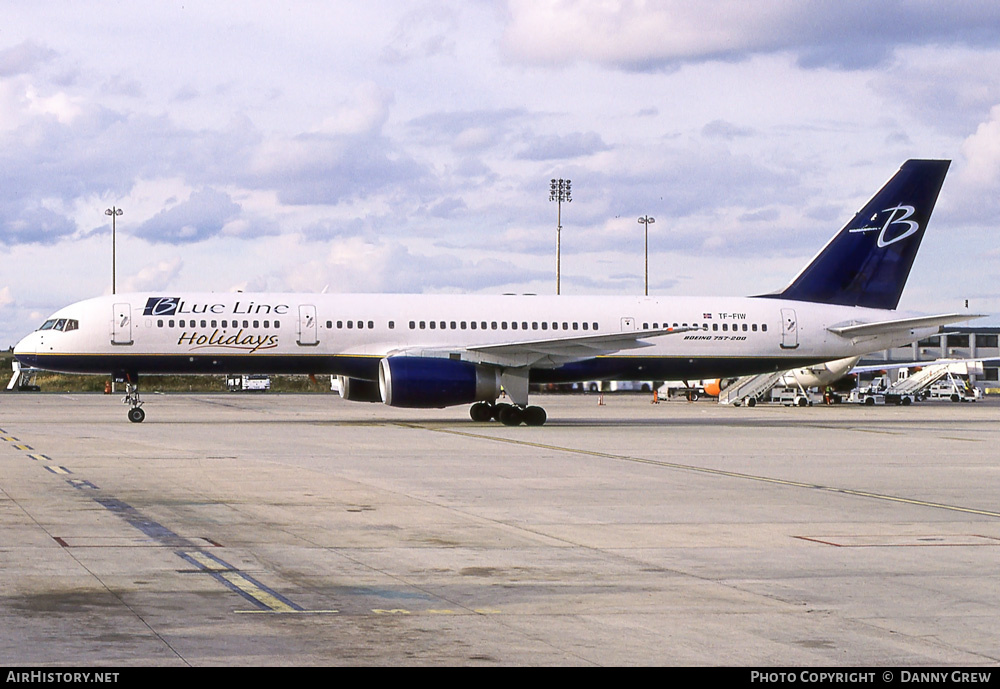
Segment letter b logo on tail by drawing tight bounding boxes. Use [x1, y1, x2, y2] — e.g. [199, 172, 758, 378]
[877, 205, 919, 247]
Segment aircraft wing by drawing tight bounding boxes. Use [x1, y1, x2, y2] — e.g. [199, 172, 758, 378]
[389, 326, 700, 369]
[826, 313, 985, 339]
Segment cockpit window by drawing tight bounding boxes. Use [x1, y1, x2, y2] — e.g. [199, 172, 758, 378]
[38, 318, 79, 332]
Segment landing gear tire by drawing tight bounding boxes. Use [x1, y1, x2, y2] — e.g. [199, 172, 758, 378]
[475, 402, 547, 426]
[470, 402, 493, 422]
[523, 406, 546, 426]
[492, 403, 512, 421]
[128, 407, 146, 423]
[498, 405, 523, 426]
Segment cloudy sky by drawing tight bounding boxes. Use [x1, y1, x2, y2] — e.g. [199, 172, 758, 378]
[3, 1, 1000, 346]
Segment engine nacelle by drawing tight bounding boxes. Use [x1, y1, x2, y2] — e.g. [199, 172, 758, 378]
[337, 376, 382, 403]
[378, 356, 501, 408]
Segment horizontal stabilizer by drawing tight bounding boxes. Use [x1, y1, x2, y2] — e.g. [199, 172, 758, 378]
[827, 313, 984, 339]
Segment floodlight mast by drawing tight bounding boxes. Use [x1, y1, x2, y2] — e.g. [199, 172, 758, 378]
[638, 215, 655, 296]
[105, 206, 123, 294]
[549, 179, 571, 295]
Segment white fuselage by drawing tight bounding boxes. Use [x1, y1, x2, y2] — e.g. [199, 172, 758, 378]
[13, 292, 938, 384]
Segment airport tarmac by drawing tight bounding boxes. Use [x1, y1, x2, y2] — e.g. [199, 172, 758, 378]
[1, 391, 998, 666]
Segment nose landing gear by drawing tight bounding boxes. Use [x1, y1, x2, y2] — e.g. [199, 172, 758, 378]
[119, 373, 145, 423]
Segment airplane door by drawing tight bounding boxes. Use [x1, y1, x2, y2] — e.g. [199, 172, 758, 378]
[111, 304, 132, 345]
[112, 303, 133, 345]
[780, 308, 798, 349]
[621, 317, 636, 331]
[297, 304, 319, 346]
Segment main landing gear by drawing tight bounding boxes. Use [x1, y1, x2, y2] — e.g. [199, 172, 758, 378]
[470, 401, 547, 426]
[120, 374, 145, 423]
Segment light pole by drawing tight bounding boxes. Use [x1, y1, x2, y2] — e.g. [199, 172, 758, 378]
[549, 178, 571, 295]
[638, 215, 655, 296]
[105, 207, 122, 294]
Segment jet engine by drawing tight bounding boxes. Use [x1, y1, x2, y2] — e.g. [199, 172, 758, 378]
[336, 376, 382, 403]
[378, 356, 501, 408]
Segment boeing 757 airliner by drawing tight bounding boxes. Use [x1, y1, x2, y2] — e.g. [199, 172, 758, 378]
[14, 159, 980, 425]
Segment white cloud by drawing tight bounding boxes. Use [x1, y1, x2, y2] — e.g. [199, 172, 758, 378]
[118, 257, 184, 293]
[960, 104, 1000, 188]
[315, 83, 392, 136]
[502, 0, 1000, 71]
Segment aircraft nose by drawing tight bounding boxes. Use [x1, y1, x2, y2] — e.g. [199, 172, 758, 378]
[13, 332, 39, 367]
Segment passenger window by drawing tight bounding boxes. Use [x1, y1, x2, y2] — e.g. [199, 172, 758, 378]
[389, 321, 395, 329]
[762, 324, 768, 332]
[429, 321, 435, 329]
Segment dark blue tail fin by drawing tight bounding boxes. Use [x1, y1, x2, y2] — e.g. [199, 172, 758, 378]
[763, 159, 950, 310]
